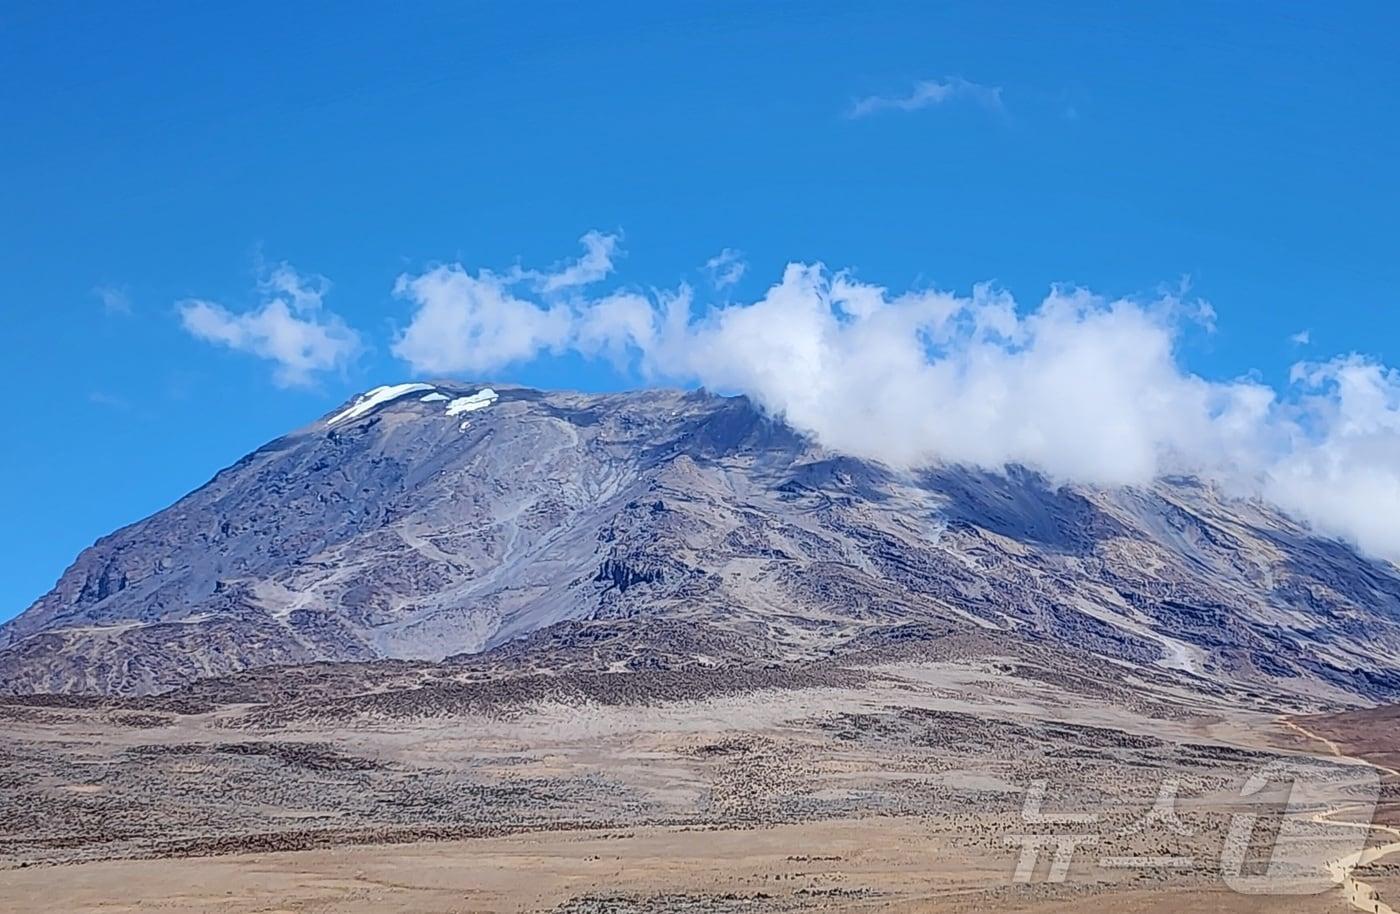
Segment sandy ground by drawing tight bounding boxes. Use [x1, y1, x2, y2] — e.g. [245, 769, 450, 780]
[0, 655, 1389, 913]
[0, 818, 1358, 913]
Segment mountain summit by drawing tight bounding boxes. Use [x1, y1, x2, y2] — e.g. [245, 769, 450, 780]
[4, 382, 1399, 700]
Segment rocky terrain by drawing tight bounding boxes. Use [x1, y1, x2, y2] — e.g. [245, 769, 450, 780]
[1, 636, 1390, 912]
[2, 382, 1400, 705]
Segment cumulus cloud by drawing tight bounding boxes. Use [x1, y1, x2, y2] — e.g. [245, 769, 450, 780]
[1291, 329, 1311, 345]
[391, 232, 619, 375]
[848, 77, 1004, 119]
[389, 234, 1400, 562]
[574, 290, 657, 368]
[703, 248, 747, 289]
[530, 230, 620, 293]
[1264, 358, 1400, 557]
[626, 268, 1278, 487]
[177, 264, 362, 387]
[391, 265, 572, 375]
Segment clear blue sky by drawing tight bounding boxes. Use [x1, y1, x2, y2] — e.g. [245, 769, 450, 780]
[2, 1, 1397, 620]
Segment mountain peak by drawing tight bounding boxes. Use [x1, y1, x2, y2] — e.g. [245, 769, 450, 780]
[2, 385, 1399, 702]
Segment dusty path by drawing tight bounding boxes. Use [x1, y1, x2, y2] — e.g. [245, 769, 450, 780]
[1287, 718, 1400, 914]
[1282, 719, 1400, 780]
[1315, 804, 1400, 914]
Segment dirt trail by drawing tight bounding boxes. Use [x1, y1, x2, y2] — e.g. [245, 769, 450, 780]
[1286, 718, 1400, 914]
[1281, 719, 1400, 780]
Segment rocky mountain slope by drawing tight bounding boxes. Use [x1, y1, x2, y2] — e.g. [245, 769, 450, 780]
[3, 381, 1399, 701]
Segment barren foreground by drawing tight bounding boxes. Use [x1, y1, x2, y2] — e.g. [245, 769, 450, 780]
[1, 644, 1393, 912]
[0, 819, 1357, 913]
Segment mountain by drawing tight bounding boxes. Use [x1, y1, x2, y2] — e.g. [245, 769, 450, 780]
[3, 381, 1400, 701]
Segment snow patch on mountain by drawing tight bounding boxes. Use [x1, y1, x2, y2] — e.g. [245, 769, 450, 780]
[328, 383, 437, 425]
[446, 388, 499, 417]
[327, 384, 501, 427]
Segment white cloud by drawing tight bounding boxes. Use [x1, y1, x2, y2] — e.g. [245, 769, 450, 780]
[532, 231, 620, 293]
[177, 265, 362, 388]
[95, 285, 131, 315]
[391, 265, 571, 375]
[848, 77, 1004, 119]
[1291, 329, 1311, 345]
[628, 268, 1270, 487]
[1261, 357, 1400, 557]
[703, 249, 747, 289]
[386, 235, 1400, 563]
[391, 234, 617, 375]
[574, 290, 657, 368]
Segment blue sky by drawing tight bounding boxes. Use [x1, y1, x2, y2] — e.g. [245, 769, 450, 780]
[2, 1, 1398, 620]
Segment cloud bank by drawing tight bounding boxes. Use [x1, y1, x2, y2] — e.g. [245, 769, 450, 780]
[178, 265, 362, 387]
[391, 237, 1400, 562]
[848, 77, 1004, 119]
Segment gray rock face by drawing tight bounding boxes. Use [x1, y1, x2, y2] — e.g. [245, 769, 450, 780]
[3, 382, 1399, 701]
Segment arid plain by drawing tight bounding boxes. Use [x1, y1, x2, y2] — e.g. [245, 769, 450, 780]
[3, 637, 1394, 913]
